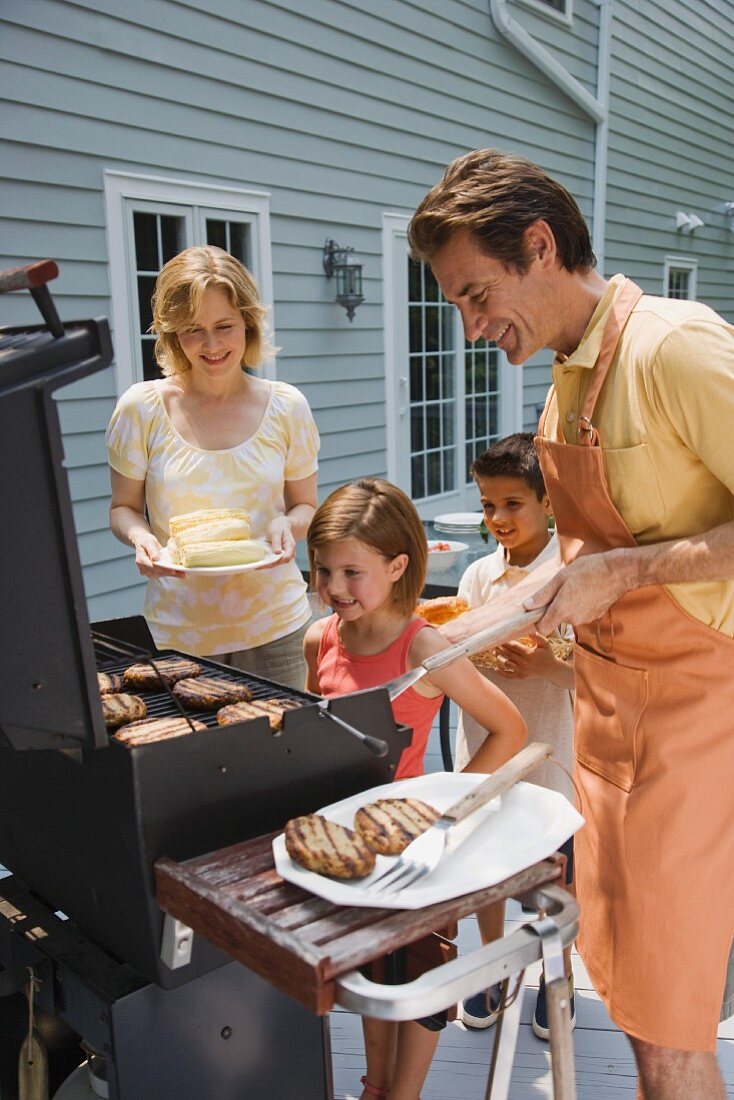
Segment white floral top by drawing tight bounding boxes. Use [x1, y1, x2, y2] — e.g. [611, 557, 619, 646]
[106, 379, 319, 656]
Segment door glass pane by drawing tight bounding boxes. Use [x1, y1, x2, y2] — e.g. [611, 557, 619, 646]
[464, 337, 501, 479]
[407, 259, 459, 500]
[132, 212, 185, 381]
[206, 219, 249, 265]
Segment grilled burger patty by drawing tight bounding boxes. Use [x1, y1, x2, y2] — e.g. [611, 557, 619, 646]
[101, 692, 147, 729]
[114, 715, 207, 746]
[354, 798, 440, 856]
[172, 676, 253, 710]
[123, 657, 202, 690]
[285, 814, 376, 880]
[98, 671, 123, 695]
[217, 697, 302, 731]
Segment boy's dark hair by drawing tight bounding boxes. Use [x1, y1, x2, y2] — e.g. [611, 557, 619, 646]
[469, 433, 546, 500]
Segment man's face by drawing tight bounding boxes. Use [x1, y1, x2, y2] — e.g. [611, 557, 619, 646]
[429, 226, 558, 364]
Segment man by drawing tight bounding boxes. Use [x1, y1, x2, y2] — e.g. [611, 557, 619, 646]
[409, 148, 734, 1100]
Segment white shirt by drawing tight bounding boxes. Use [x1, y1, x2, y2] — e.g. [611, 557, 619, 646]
[455, 534, 574, 801]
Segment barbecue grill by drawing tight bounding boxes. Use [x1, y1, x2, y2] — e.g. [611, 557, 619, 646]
[0, 262, 411, 1098]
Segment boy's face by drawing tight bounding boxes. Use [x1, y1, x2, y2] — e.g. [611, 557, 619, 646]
[475, 473, 552, 566]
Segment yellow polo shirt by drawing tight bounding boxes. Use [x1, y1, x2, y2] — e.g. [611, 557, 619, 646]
[542, 274, 734, 634]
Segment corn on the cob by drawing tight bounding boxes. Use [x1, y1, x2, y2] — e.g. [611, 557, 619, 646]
[169, 508, 251, 544]
[177, 539, 266, 568]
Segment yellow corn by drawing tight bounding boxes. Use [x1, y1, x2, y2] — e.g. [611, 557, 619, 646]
[178, 539, 266, 568]
[169, 508, 251, 544]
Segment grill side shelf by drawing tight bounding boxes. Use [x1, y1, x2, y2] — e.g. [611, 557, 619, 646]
[155, 835, 563, 1015]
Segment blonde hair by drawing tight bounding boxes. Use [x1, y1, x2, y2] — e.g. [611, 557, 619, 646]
[307, 479, 428, 616]
[150, 245, 276, 376]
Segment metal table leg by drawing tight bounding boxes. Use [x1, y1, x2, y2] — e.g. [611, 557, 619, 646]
[484, 971, 527, 1100]
[529, 916, 576, 1100]
[335, 883, 578, 1099]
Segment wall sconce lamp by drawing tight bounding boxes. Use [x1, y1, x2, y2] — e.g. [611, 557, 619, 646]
[322, 238, 364, 322]
[675, 211, 705, 234]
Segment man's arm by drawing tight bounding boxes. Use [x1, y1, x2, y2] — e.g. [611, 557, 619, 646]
[525, 519, 734, 634]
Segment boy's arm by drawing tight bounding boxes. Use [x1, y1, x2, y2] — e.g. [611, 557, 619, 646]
[494, 633, 575, 688]
[303, 618, 328, 694]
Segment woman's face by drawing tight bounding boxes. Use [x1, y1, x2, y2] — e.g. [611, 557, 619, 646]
[176, 286, 247, 377]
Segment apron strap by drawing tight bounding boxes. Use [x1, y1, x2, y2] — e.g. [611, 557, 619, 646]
[578, 279, 644, 445]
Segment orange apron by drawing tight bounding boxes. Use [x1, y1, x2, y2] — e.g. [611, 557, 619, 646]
[536, 279, 734, 1051]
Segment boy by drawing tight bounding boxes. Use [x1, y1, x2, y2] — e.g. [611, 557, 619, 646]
[455, 432, 575, 1040]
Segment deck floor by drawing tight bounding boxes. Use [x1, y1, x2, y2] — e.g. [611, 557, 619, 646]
[330, 704, 734, 1099]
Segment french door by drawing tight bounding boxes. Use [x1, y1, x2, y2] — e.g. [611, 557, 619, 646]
[383, 213, 521, 516]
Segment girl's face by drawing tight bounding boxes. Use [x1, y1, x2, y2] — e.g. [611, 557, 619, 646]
[176, 286, 247, 378]
[313, 537, 408, 621]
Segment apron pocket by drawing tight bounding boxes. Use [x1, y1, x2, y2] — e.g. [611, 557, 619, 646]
[573, 644, 648, 792]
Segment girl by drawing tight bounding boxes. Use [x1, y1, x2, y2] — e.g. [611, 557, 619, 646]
[304, 477, 527, 1100]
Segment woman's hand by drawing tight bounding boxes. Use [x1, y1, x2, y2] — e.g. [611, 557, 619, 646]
[265, 515, 296, 565]
[132, 533, 182, 578]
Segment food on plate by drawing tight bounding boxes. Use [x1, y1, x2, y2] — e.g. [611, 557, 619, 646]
[354, 797, 440, 855]
[123, 656, 202, 690]
[101, 692, 147, 729]
[168, 508, 252, 543]
[168, 538, 267, 569]
[428, 541, 452, 552]
[97, 671, 123, 695]
[172, 676, 253, 710]
[114, 715, 207, 746]
[216, 697, 302, 731]
[415, 596, 470, 626]
[285, 814, 376, 879]
[166, 507, 266, 568]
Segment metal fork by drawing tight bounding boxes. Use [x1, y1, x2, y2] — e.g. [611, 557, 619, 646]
[367, 742, 553, 896]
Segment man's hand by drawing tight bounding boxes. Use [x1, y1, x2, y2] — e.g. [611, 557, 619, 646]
[524, 552, 633, 633]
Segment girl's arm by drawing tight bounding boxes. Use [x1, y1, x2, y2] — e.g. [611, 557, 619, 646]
[266, 472, 318, 564]
[109, 468, 180, 578]
[303, 616, 328, 694]
[409, 626, 528, 773]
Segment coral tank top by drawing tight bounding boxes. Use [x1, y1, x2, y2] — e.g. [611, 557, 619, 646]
[317, 615, 445, 779]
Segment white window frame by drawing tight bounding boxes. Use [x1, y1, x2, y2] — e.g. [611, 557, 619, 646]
[381, 212, 522, 515]
[517, 0, 573, 27]
[104, 171, 274, 393]
[663, 255, 698, 300]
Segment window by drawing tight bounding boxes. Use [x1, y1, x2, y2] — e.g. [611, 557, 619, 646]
[518, 0, 572, 23]
[105, 173, 273, 392]
[382, 213, 522, 515]
[664, 257, 697, 300]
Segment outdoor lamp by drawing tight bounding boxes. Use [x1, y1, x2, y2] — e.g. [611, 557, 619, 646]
[322, 238, 364, 322]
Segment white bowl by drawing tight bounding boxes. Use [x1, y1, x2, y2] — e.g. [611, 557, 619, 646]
[426, 539, 469, 574]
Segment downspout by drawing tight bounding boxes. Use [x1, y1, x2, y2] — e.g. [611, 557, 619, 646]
[489, 0, 612, 271]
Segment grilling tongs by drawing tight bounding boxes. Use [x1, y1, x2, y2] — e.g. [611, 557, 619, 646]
[383, 604, 548, 701]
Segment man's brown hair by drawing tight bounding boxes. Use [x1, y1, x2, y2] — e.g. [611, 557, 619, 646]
[409, 148, 596, 274]
[307, 478, 427, 615]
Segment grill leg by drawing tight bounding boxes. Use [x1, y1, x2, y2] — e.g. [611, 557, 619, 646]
[530, 917, 577, 1100]
[484, 970, 526, 1100]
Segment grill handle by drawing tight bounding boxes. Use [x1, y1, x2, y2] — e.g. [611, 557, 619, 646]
[0, 259, 64, 338]
[317, 703, 388, 757]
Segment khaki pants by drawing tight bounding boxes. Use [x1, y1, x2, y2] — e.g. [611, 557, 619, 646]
[214, 620, 310, 692]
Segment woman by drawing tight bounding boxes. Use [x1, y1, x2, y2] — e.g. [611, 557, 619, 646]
[106, 245, 319, 689]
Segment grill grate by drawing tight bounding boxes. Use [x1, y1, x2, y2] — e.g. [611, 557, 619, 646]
[94, 642, 313, 730]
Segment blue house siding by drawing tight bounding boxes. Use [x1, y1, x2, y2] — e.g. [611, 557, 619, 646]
[4, 0, 729, 620]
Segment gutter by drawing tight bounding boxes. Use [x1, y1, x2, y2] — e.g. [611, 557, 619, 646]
[489, 0, 612, 270]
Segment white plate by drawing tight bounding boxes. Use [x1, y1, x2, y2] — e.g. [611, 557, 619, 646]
[272, 772, 584, 910]
[158, 542, 283, 575]
[433, 512, 484, 531]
